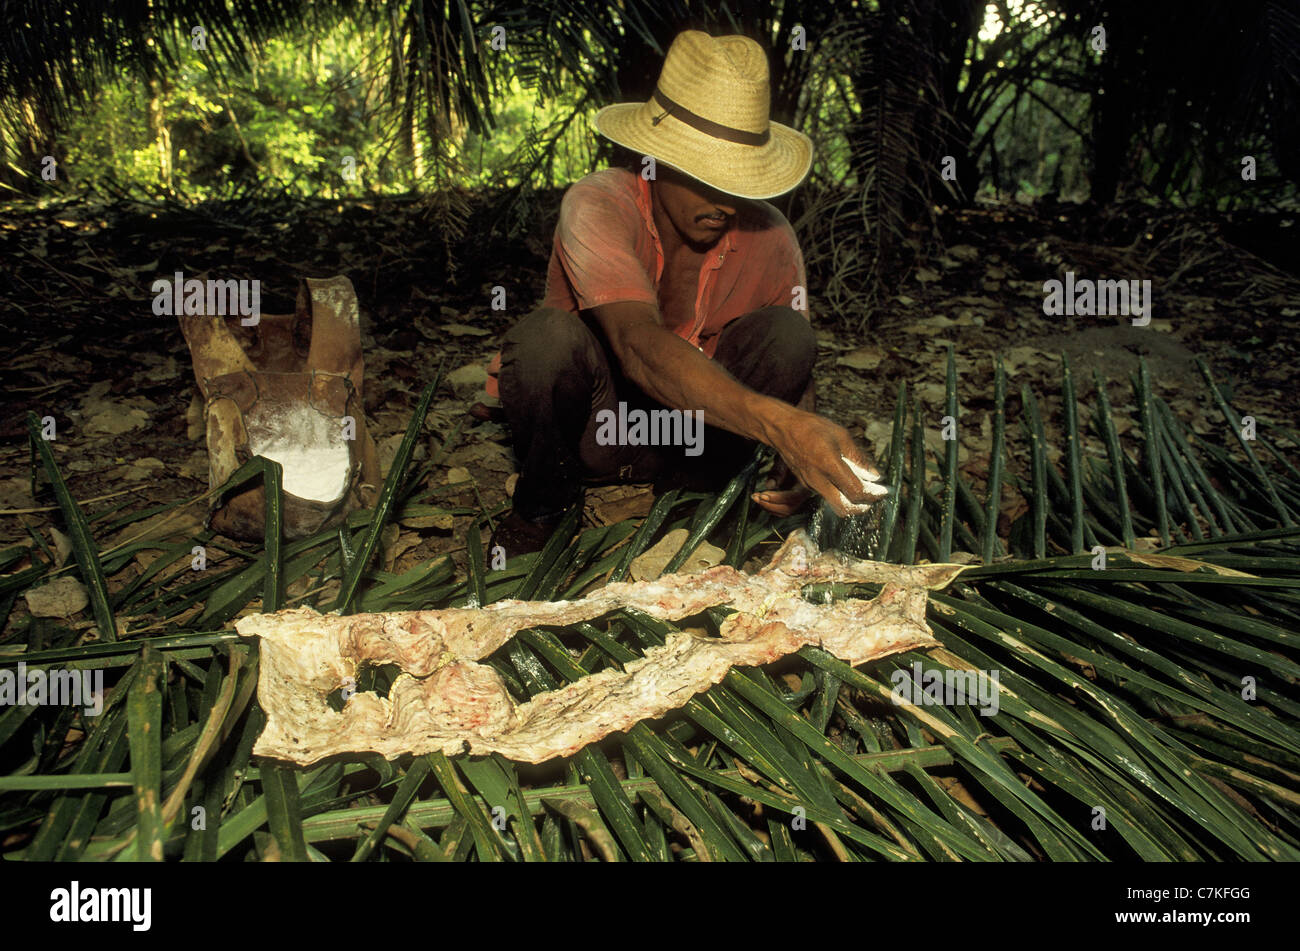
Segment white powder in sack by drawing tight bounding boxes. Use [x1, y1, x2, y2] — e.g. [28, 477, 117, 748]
[248, 404, 351, 503]
[836, 455, 889, 513]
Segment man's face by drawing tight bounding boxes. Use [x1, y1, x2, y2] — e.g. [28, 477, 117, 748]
[651, 164, 740, 250]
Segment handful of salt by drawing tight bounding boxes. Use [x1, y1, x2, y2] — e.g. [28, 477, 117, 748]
[833, 456, 890, 514]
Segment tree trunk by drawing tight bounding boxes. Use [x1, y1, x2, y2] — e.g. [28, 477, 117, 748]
[147, 77, 173, 193]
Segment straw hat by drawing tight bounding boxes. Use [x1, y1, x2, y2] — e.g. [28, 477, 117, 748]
[593, 31, 813, 200]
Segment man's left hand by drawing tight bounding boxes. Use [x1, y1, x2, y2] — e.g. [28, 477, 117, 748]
[751, 457, 813, 516]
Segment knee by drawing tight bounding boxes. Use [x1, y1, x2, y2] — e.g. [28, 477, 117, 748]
[744, 306, 817, 378]
[501, 307, 593, 378]
[712, 306, 817, 403]
[761, 306, 817, 367]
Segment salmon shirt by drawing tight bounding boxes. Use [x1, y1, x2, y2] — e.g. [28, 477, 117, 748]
[484, 167, 807, 397]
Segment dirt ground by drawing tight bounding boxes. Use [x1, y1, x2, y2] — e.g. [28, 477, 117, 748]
[2, 189, 1297, 634]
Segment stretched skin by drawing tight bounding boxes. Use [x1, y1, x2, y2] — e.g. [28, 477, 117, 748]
[236, 530, 966, 765]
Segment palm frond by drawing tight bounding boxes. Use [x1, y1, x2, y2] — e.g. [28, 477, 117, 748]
[4, 346, 1299, 861]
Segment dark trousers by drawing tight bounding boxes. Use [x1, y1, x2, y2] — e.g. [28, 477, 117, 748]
[498, 305, 816, 521]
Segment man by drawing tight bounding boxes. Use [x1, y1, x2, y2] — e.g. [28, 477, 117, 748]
[488, 30, 881, 556]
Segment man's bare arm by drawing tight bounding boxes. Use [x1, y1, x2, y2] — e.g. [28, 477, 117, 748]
[753, 378, 818, 515]
[591, 301, 878, 515]
[593, 301, 785, 440]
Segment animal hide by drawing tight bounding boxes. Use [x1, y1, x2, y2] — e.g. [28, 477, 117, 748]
[235, 531, 965, 765]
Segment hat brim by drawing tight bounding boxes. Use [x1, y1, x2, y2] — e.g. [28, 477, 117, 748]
[593, 101, 813, 201]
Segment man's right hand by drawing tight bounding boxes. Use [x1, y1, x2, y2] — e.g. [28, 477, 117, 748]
[764, 408, 883, 517]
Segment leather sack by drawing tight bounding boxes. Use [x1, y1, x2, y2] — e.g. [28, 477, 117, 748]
[179, 275, 380, 541]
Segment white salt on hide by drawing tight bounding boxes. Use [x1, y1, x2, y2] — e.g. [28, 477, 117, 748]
[248, 404, 351, 503]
